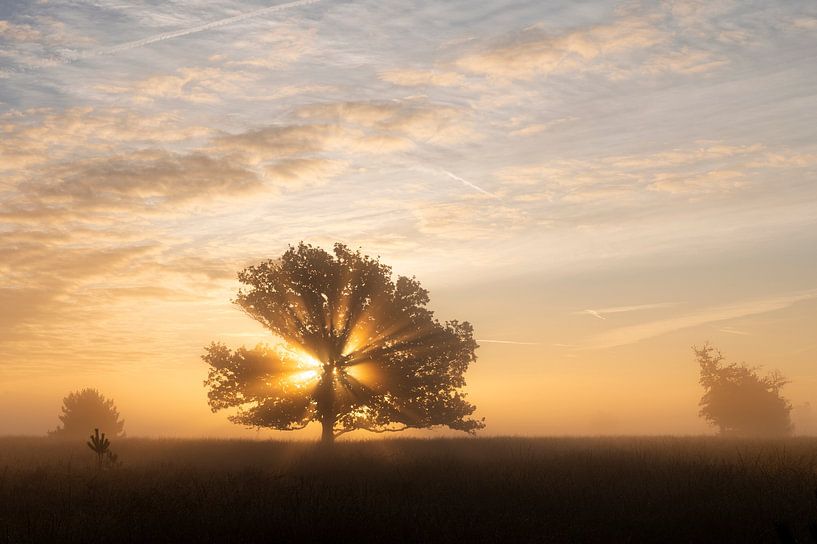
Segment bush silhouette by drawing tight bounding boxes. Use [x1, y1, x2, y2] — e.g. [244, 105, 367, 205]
[696, 344, 792, 437]
[50, 388, 125, 439]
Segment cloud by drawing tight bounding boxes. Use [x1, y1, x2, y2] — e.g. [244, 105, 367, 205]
[222, 25, 315, 69]
[193, 101, 476, 181]
[21, 150, 261, 210]
[496, 160, 642, 208]
[449, 2, 746, 83]
[494, 140, 795, 203]
[250, 84, 336, 101]
[1, 239, 156, 284]
[379, 68, 465, 87]
[0, 241, 159, 351]
[263, 158, 348, 185]
[414, 201, 528, 240]
[476, 339, 540, 345]
[790, 17, 817, 30]
[643, 47, 728, 74]
[96, 66, 257, 104]
[748, 152, 817, 168]
[0, 108, 211, 171]
[0, 20, 41, 42]
[506, 116, 579, 138]
[605, 143, 764, 170]
[648, 170, 747, 195]
[575, 302, 680, 320]
[29, 0, 322, 68]
[587, 290, 817, 348]
[0, 287, 56, 330]
[561, 186, 637, 204]
[718, 326, 749, 336]
[85, 286, 200, 301]
[93, 27, 316, 103]
[209, 124, 343, 161]
[455, 17, 665, 80]
[296, 100, 476, 146]
[1, 96, 479, 234]
[509, 124, 549, 137]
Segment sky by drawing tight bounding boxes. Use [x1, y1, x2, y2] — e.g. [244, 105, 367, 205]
[1, 0, 816, 438]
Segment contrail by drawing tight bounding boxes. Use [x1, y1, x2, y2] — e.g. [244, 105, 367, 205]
[441, 169, 499, 198]
[400, 157, 499, 199]
[476, 339, 540, 345]
[27, 0, 323, 68]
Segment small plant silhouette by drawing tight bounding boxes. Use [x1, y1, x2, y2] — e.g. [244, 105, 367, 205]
[105, 450, 120, 468]
[86, 428, 111, 468]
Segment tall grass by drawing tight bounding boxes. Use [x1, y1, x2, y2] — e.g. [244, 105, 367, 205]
[1, 436, 816, 542]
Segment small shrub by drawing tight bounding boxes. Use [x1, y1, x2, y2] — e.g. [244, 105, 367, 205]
[87, 428, 114, 469]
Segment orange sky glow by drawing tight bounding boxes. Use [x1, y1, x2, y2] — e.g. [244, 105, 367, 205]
[1, 0, 815, 438]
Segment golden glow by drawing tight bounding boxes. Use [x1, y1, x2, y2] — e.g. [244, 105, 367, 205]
[272, 342, 323, 387]
[339, 309, 373, 357]
[345, 361, 383, 390]
[287, 369, 320, 385]
[276, 343, 322, 369]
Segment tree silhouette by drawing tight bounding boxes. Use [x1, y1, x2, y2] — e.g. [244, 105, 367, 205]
[203, 242, 484, 444]
[696, 344, 792, 437]
[49, 388, 125, 439]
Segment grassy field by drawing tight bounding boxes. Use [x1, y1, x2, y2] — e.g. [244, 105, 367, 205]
[1, 436, 817, 543]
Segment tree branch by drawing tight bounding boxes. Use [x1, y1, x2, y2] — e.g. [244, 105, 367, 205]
[334, 424, 417, 437]
[246, 421, 310, 432]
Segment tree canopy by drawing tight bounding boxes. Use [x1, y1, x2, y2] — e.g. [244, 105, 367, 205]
[50, 388, 125, 439]
[203, 242, 483, 443]
[696, 344, 792, 437]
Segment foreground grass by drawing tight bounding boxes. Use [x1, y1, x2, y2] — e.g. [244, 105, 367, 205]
[1, 436, 817, 543]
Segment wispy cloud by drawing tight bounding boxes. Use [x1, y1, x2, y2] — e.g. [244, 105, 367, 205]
[718, 327, 749, 336]
[476, 339, 540, 345]
[575, 302, 680, 320]
[586, 290, 817, 349]
[455, 16, 666, 80]
[28, 0, 324, 69]
[379, 68, 465, 87]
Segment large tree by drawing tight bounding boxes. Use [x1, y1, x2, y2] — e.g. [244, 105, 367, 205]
[203, 242, 484, 444]
[49, 388, 125, 439]
[696, 344, 792, 437]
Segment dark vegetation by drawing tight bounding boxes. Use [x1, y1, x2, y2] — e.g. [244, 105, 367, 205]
[2, 437, 817, 543]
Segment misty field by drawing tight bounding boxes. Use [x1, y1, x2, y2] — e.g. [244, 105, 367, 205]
[2, 437, 817, 543]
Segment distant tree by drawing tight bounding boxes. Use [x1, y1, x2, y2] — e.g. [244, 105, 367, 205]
[50, 388, 125, 439]
[203, 242, 484, 444]
[695, 344, 792, 437]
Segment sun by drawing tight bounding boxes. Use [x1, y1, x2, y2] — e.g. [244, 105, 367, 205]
[274, 342, 323, 386]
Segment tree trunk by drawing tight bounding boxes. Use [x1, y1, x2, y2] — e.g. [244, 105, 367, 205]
[317, 365, 335, 446]
[320, 416, 334, 445]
